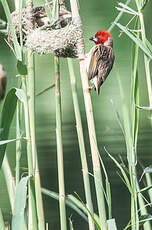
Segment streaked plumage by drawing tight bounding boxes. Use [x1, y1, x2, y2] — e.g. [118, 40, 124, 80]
[86, 30, 115, 94]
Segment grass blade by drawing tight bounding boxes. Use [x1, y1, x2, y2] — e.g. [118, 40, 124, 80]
[136, 105, 152, 110]
[72, 194, 101, 230]
[2, 155, 15, 212]
[139, 214, 152, 225]
[0, 138, 19, 145]
[41, 188, 88, 222]
[108, 0, 132, 32]
[115, 23, 152, 59]
[118, 2, 138, 15]
[104, 147, 132, 193]
[107, 219, 118, 230]
[11, 176, 29, 230]
[0, 88, 18, 169]
[116, 7, 137, 15]
[1, 0, 22, 60]
[45, 0, 52, 20]
[69, 217, 74, 230]
[52, 0, 59, 20]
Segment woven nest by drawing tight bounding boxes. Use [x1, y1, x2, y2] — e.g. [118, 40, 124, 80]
[25, 21, 82, 57]
[8, 3, 82, 58]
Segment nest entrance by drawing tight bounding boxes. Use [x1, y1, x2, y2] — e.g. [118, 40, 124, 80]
[8, 3, 83, 58]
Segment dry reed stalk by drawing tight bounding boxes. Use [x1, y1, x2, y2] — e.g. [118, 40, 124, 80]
[68, 58, 95, 230]
[69, 0, 107, 229]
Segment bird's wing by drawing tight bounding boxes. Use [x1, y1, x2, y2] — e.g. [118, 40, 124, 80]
[98, 46, 114, 80]
[87, 46, 99, 80]
[88, 44, 114, 80]
[87, 44, 114, 94]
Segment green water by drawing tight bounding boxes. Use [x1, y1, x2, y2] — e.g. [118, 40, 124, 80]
[0, 0, 152, 229]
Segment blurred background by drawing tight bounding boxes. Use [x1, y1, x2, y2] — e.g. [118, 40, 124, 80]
[0, 0, 152, 229]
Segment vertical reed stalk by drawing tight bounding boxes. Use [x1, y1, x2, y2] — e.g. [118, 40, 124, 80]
[14, 0, 19, 11]
[117, 72, 138, 230]
[26, 0, 33, 8]
[23, 2, 40, 229]
[135, 0, 152, 217]
[16, 101, 22, 184]
[67, 58, 95, 230]
[26, 51, 36, 171]
[145, 173, 152, 204]
[135, 1, 152, 107]
[69, 1, 107, 229]
[130, 25, 139, 230]
[0, 209, 5, 230]
[130, 168, 138, 230]
[27, 50, 45, 230]
[137, 183, 151, 230]
[15, 0, 22, 187]
[54, 55, 67, 230]
[22, 78, 38, 230]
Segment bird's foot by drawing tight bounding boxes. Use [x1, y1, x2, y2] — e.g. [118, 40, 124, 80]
[88, 85, 95, 91]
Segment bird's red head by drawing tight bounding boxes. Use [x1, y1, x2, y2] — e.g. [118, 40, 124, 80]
[90, 30, 111, 45]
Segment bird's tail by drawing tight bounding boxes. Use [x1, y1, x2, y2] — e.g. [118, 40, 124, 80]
[91, 76, 100, 95]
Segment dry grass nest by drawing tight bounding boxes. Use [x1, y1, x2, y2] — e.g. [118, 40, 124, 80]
[8, 4, 83, 58]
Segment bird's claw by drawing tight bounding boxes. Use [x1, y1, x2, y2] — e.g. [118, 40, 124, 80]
[88, 85, 95, 91]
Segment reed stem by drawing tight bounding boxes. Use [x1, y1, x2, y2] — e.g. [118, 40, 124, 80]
[69, 1, 107, 229]
[67, 58, 95, 230]
[0, 209, 5, 230]
[134, 3, 152, 226]
[137, 183, 151, 230]
[14, 0, 19, 11]
[16, 101, 22, 185]
[27, 49, 45, 230]
[54, 55, 67, 230]
[117, 72, 139, 230]
[135, 2, 152, 107]
[145, 173, 152, 204]
[130, 24, 139, 230]
[26, 0, 33, 8]
[14, 0, 22, 187]
[22, 78, 38, 230]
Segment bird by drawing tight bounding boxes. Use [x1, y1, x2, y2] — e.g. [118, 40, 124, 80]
[32, 2, 72, 28]
[85, 30, 115, 94]
[0, 64, 7, 101]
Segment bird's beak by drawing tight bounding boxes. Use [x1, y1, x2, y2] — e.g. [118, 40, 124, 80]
[89, 35, 97, 43]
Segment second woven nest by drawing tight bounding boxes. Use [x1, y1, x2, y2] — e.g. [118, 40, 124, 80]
[8, 3, 82, 58]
